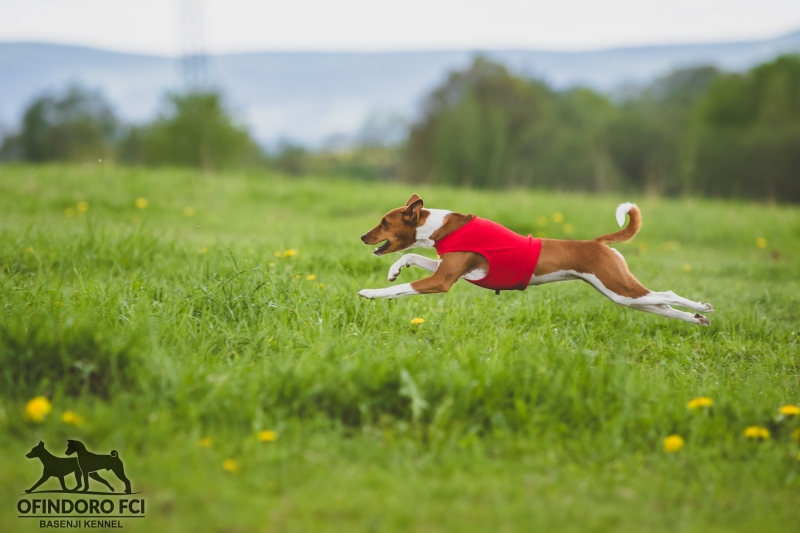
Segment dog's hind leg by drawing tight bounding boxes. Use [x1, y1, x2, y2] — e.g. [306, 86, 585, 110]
[26, 474, 50, 493]
[72, 470, 82, 491]
[640, 290, 714, 313]
[57, 475, 68, 491]
[388, 254, 439, 281]
[631, 304, 710, 326]
[89, 472, 114, 492]
[111, 464, 132, 494]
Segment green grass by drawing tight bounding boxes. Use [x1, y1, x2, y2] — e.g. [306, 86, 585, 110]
[1, 164, 799, 532]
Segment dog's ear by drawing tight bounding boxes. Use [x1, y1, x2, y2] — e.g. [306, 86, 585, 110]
[38, 440, 43, 446]
[405, 193, 421, 207]
[403, 196, 424, 224]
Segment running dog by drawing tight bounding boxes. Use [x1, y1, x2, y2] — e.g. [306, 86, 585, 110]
[358, 194, 714, 325]
[65, 440, 132, 493]
[25, 441, 114, 493]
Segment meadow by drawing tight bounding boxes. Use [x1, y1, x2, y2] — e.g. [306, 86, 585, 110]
[1, 164, 799, 532]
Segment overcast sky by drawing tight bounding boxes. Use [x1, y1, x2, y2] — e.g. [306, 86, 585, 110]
[1, 0, 799, 56]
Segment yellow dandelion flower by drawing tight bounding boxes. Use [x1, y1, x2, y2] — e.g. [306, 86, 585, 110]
[743, 426, 770, 440]
[198, 437, 213, 448]
[682, 264, 692, 272]
[536, 216, 548, 227]
[61, 411, 85, 426]
[779, 405, 800, 416]
[793, 428, 800, 442]
[200, 247, 208, 254]
[25, 246, 33, 253]
[663, 435, 684, 452]
[552, 212, 564, 223]
[222, 459, 239, 473]
[306, 274, 316, 281]
[77, 201, 89, 213]
[64, 208, 75, 218]
[135, 198, 148, 209]
[258, 430, 278, 442]
[687, 397, 713, 409]
[410, 318, 425, 325]
[318, 283, 325, 289]
[184, 207, 195, 217]
[756, 237, 767, 249]
[293, 274, 300, 280]
[562, 224, 573, 234]
[536, 232, 547, 238]
[283, 249, 297, 257]
[25, 396, 52, 422]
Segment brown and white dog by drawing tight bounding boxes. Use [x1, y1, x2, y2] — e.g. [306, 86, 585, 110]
[359, 194, 714, 325]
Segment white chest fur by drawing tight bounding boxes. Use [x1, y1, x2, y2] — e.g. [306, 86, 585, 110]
[412, 209, 451, 248]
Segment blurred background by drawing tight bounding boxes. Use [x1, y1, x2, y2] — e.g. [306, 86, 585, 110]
[2, 0, 800, 202]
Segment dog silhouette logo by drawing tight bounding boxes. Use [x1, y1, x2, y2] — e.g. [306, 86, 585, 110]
[24, 440, 132, 494]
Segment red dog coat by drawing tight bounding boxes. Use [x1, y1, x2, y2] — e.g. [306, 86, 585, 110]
[434, 217, 542, 292]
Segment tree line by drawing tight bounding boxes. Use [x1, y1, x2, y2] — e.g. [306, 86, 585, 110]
[2, 54, 799, 202]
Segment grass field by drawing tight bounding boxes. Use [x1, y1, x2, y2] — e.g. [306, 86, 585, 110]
[1, 164, 799, 532]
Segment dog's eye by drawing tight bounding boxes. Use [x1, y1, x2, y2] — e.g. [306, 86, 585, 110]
[381, 218, 388, 227]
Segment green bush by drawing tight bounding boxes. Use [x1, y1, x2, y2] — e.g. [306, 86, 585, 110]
[125, 92, 262, 170]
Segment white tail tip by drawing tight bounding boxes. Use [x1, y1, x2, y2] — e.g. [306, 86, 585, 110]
[615, 203, 637, 227]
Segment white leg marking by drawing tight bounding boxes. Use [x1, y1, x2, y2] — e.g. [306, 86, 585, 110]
[463, 268, 487, 281]
[388, 254, 440, 281]
[528, 269, 582, 287]
[359, 283, 420, 300]
[547, 270, 711, 325]
[633, 304, 710, 326]
[645, 290, 714, 312]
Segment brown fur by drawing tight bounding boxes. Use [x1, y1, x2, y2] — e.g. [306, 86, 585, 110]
[534, 239, 649, 298]
[360, 195, 712, 325]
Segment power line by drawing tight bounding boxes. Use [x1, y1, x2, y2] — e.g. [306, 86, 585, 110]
[179, 0, 209, 90]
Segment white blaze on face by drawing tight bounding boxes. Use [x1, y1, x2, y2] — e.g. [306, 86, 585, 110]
[412, 209, 451, 248]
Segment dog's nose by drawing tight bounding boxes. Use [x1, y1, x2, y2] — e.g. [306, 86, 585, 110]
[361, 234, 367, 243]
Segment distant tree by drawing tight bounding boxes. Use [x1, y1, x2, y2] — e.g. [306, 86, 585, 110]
[405, 57, 617, 191]
[0, 86, 117, 162]
[692, 55, 800, 201]
[270, 141, 309, 175]
[135, 92, 260, 170]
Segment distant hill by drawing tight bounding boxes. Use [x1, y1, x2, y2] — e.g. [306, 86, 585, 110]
[1, 31, 799, 145]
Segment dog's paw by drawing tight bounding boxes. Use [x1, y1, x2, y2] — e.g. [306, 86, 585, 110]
[388, 259, 406, 282]
[694, 313, 710, 326]
[358, 289, 380, 300]
[699, 302, 715, 313]
[24, 489, 32, 494]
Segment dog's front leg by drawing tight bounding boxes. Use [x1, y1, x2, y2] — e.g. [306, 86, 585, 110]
[360, 253, 468, 300]
[388, 254, 440, 281]
[359, 283, 420, 300]
[26, 474, 50, 493]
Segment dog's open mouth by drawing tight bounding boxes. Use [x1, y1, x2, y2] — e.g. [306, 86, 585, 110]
[374, 240, 391, 256]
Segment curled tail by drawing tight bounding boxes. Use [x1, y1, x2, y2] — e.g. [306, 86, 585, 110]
[595, 203, 641, 244]
[110, 450, 119, 458]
